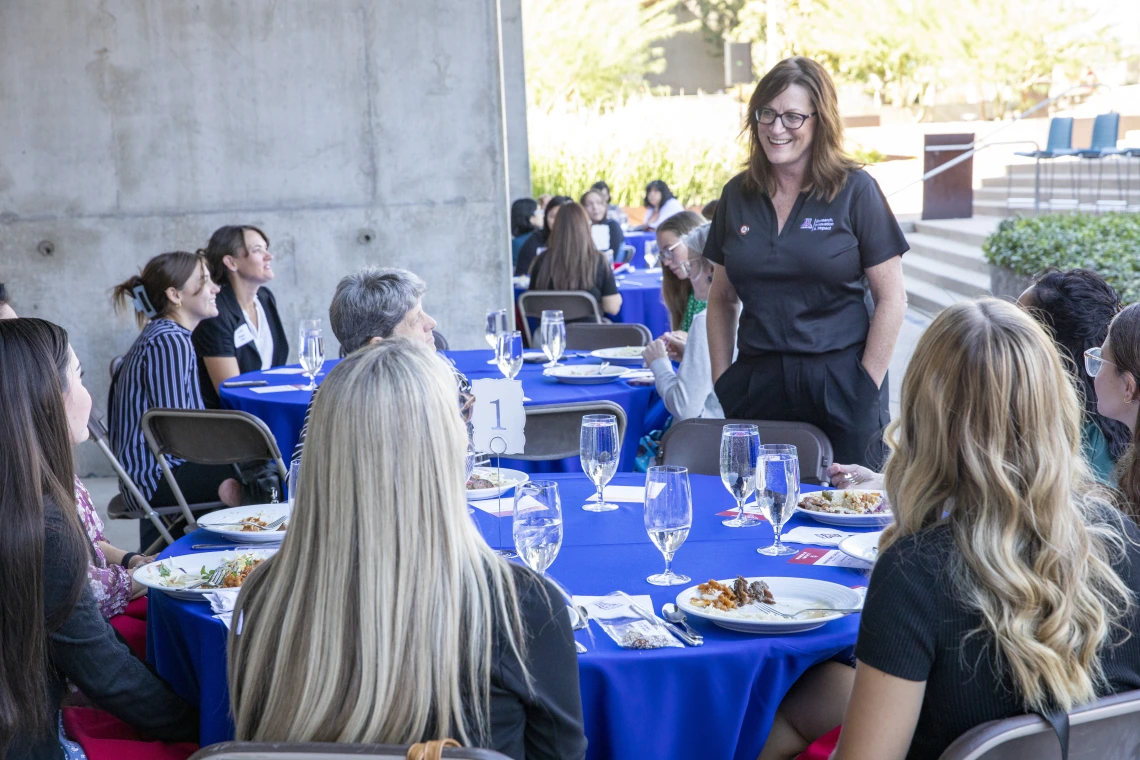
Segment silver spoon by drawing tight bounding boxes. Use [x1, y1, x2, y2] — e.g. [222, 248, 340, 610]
[661, 603, 702, 641]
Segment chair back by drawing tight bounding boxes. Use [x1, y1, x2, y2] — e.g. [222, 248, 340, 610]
[432, 330, 449, 352]
[1045, 117, 1073, 152]
[517, 291, 602, 346]
[565, 322, 651, 350]
[937, 689, 1140, 760]
[190, 741, 512, 760]
[618, 244, 636, 264]
[657, 418, 834, 483]
[1088, 112, 1120, 151]
[516, 401, 627, 461]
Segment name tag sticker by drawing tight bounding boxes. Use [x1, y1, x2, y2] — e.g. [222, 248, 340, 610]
[233, 324, 255, 348]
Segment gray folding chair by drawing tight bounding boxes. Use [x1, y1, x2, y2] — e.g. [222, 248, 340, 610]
[517, 291, 603, 346]
[938, 689, 1140, 760]
[86, 413, 176, 550]
[515, 401, 627, 461]
[564, 322, 651, 350]
[190, 741, 511, 760]
[141, 408, 289, 531]
[656, 418, 834, 484]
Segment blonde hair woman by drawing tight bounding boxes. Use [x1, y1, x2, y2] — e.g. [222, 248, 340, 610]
[228, 339, 586, 760]
[760, 298, 1140, 760]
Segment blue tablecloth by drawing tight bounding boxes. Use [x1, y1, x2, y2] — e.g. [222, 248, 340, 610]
[620, 231, 656, 268]
[219, 350, 663, 474]
[514, 269, 671, 339]
[148, 473, 869, 760]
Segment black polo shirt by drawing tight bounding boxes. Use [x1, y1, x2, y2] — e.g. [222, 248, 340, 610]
[704, 169, 908, 357]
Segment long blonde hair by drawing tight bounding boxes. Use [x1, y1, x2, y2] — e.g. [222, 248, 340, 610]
[881, 298, 1133, 712]
[228, 339, 528, 744]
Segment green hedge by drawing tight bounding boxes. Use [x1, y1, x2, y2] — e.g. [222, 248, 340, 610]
[982, 214, 1140, 303]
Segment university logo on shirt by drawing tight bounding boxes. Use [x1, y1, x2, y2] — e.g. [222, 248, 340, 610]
[799, 218, 835, 232]
[800, 218, 813, 230]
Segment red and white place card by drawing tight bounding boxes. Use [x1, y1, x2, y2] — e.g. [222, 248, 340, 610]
[787, 547, 872, 570]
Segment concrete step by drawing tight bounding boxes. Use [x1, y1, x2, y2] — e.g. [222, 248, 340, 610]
[974, 186, 1140, 204]
[980, 172, 1140, 189]
[973, 199, 1135, 217]
[904, 232, 990, 274]
[902, 253, 992, 298]
[1003, 158, 1140, 179]
[911, 216, 1001, 247]
[905, 277, 964, 317]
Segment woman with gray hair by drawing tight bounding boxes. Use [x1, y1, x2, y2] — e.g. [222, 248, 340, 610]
[229, 339, 587, 758]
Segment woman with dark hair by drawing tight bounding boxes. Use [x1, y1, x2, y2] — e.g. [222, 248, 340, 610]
[110, 252, 242, 550]
[580, 189, 625, 257]
[706, 56, 909, 471]
[510, 199, 544, 268]
[0, 318, 197, 759]
[1018, 269, 1131, 481]
[528, 202, 621, 317]
[515, 195, 572, 277]
[591, 180, 627, 225]
[192, 225, 289, 408]
[0, 282, 14, 319]
[1088, 304, 1140, 520]
[637, 180, 685, 231]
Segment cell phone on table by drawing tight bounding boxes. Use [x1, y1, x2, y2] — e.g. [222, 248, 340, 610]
[222, 379, 269, 388]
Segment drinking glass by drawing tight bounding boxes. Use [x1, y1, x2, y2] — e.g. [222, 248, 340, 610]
[485, 309, 509, 350]
[513, 481, 563, 576]
[495, 331, 523, 379]
[644, 465, 692, 586]
[581, 414, 619, 512]
[644, 241, 660, 269]
[540, 310, 566, 367]
[757, 447, 800, 556]
[298, 319, 325, 391]
[720, 423, 762, 527]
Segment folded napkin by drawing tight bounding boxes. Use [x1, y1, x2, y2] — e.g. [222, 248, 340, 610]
[573, 593, 654, 621]
[206, 589, 241, 630]
[585, 485, 646, 503]
[782, 526, 860, 547]
[250, 384, 306, 394]
[262, 367, 307, 375]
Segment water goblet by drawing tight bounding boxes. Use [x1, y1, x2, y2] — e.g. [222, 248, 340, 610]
[495, 331, 523, 379]
[720, 423, 762, 527]
[540, 310, 566, 368]
[644, 465, 692, 586]
[513, 481, 563, 577]
[485, 309, 509, 351]
[298, 319, 325, 391]
[757, 447, 800, 556]
[581, 414, 619, 512]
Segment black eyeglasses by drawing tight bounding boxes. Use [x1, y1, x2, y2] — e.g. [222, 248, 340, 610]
[755, 108, 817, 130]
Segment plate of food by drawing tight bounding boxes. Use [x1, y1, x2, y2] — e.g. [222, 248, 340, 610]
[589, 347, 645, 366]
[543, 365, 628, 384]
[197, 503, 291, 543]
[676, 576, 863, 634]
[466, 467, 529, 501]
[134, 549, 276, 601]
[797, 489, 892, 527]
[839, 530, 883, 565]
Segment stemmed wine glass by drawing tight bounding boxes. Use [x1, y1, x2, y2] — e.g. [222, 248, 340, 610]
[513, 481, 563, 576]
[485, 309, 509, 351]
[720, 423, 762, 527]
[298, 319, 325, 392]
[540, 310, 566, 368]
[495, 331, 523, 379]
[757, 446, 799, 556]
[644, 465, 692, 586]
[581, 414, 619, 512]
[644, 241, 660, 269]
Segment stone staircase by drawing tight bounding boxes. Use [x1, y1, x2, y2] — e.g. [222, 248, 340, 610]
[900, 216, 1001, 316]
[974, 158, 1140, 217]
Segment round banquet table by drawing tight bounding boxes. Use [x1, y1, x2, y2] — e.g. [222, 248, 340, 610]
[620, 230, 656, 269]
[514, 268, 672, 340]
[147, 473, 872, 760]
[218, 350, 665, 474]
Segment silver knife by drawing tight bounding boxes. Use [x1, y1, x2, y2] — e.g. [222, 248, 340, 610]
[630, 603, 703, 646]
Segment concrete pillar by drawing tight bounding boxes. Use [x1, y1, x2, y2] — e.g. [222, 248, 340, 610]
[500, 0, 532, 201]
[0, 0, 514, 474]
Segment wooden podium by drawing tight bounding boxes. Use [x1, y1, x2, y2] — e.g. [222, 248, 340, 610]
[922, 133, 974, 219]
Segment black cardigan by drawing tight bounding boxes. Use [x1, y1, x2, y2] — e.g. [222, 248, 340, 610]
[8, 501, 197, 760]
[192, 282, 289, 408]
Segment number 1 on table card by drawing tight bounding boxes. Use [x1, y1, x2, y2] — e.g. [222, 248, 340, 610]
[470, 378, 526, 455]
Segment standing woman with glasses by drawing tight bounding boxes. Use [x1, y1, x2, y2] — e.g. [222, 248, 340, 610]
[705, 57, 909, 469]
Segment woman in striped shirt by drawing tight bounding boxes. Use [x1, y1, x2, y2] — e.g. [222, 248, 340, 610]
[109, 251, 242, 550]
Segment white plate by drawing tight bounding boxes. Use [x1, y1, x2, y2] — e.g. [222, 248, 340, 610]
[798, 489, 893, 527]
[466, 467, 529, 501]
[197, 503, 291, 543]
[135, 549, 277, 601]
[543, 365, 627, 384]
[589, 347, 645, 366]
[676, 577, 862, 634]
[839, 531, 883, 564]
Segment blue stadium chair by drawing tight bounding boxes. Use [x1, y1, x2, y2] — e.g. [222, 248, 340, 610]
[1056, 113, 1128, 209]
[1010, 117, 1074, 209]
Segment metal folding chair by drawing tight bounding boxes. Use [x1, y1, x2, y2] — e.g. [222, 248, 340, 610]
[564, 322, 651, 350]
[656, 418, 834, 484]
[190, 741, 511, 760]
[141, 408, 288, 531]
[1011, 116, 1073, 209]
[517, 291, 603, 346]
[515, 401, 627, 461]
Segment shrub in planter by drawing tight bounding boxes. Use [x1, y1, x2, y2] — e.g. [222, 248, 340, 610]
[982, 214, 1140, 303]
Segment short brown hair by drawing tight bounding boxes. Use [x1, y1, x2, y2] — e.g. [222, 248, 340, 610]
[743, 57, 859, 202]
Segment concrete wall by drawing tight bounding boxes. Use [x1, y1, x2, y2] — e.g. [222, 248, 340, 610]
[500, 0, 532, 200]
[0, 0, 514, 475]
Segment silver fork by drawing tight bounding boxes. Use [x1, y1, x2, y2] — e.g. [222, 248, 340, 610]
[214, 516, 287, 531]
[185, 565, 227, 590]
[756, 602, 862, 619]
[594, 361, 611, 375]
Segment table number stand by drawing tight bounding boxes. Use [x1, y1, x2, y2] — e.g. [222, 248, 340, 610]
[489, 435, 516, 558]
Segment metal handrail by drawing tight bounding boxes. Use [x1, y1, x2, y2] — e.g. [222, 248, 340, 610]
[887, 83, 1112, 198]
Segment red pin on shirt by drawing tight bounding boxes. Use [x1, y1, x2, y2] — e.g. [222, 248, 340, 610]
[739, 225, 749, 235]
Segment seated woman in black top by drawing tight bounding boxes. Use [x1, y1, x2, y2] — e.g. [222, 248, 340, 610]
[528, 202, 621, 318]
[0, 318, 196, 760]
[515, 195, 571, 277]
[230, 340, 587, 760]
[580, 188, 624, 259]
[193, 225, 289, 408]
[759, 299, 1140, 760]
